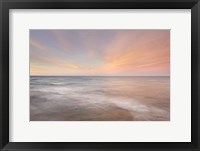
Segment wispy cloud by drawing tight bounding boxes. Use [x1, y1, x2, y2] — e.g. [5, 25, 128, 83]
[30, 30, 170, 76]
[50, 30, 69, 53]
[30, 38, 52, 52]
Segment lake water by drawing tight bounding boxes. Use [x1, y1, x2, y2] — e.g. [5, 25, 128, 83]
[30, 76, 170, 121]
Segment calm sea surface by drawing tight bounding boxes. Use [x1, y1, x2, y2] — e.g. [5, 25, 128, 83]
[30, 76, 170, 121]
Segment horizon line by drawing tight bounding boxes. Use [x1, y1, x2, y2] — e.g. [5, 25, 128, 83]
[30, 75, 170, 77]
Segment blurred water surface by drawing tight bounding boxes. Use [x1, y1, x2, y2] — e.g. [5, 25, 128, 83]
[30, 76, 170, 121]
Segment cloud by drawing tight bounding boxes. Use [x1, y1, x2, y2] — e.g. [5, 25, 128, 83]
[50, 30, 69, 53]
[30, 51, 83, 75]
[30, 38, 52, 52]
[30, 30, 170, 76]
[95, 30, 170, 75]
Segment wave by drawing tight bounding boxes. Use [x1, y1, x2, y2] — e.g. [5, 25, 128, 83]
[30, 76, 170, 121]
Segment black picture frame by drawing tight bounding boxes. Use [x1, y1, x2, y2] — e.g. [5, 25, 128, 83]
[0, 0, 199, 150]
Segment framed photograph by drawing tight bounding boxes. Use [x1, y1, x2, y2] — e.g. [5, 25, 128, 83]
[0, 0, 199, 150]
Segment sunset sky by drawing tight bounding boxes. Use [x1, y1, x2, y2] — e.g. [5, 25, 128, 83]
[30, 30, 170, 76]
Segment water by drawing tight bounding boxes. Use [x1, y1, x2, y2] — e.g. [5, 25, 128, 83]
[30, 76, 170, 121]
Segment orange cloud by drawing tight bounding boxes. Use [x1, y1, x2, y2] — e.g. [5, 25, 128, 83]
[30, 30, 170, 76]
[95, 30, 170, 75]
[30, 53, 83, 75]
